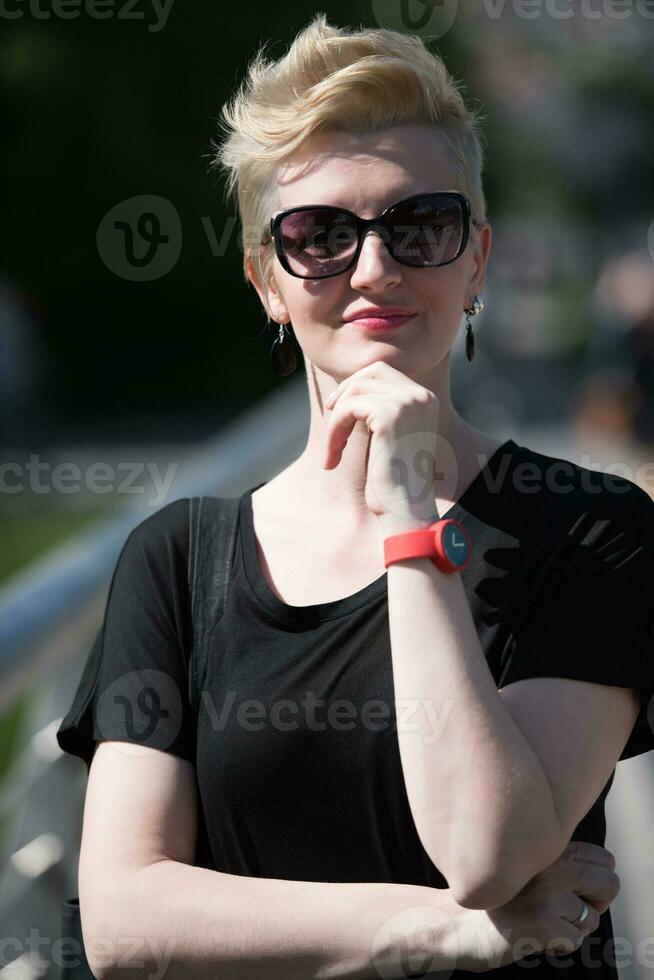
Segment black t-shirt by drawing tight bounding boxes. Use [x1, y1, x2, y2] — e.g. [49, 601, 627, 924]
[57, 437, 654, 979]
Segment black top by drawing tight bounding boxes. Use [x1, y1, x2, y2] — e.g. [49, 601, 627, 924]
[57, 437, 654, 979]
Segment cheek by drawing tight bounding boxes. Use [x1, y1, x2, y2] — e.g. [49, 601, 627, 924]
[299, 281, 348, 325]
[409, 269, 465, 312]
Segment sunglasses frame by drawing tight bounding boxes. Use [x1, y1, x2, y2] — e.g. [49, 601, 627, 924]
[264, 191, 478, 281]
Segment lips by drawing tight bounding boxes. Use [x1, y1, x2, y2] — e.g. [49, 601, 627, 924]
[343, 307, 416, 321]
[350, 313, 415, 331]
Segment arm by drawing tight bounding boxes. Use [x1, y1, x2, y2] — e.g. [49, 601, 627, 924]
[382, 522, 651, 910]
[91, 840, 622, 980]
[380, 513, 565, 909]
[81, 741, 621, 980]
[94, 860, 462, 980]
[81, 741, 462, 980]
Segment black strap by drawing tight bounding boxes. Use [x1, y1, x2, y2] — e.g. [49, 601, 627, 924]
[187, 495, 241, 726]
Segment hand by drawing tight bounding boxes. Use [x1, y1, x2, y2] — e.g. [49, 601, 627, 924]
[443, 840, 620, 973]
[323, 360, 440, 521]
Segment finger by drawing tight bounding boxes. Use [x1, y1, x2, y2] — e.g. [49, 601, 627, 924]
[585, 896, 612, 917]
[559, 897, 600, 937]
[572, 863, 621, 911]
[564, 840, 616, 870]
[337, 360, 412, 385]
[326, 378, 405, 411]
[323, 396, 389, 469]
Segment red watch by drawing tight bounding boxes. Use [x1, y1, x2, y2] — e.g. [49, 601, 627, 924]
[383, 518, 471, 574]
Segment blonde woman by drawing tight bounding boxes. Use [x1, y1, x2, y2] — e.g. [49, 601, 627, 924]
[58, 14, 654, 980]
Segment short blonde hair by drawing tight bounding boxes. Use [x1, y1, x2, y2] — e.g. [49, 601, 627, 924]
[209, 12, 487, 315]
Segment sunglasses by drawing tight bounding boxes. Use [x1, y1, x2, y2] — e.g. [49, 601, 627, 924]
[262, 191, 478, 280]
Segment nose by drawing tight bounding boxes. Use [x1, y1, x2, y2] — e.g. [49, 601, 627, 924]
[348, 227, 402, 291]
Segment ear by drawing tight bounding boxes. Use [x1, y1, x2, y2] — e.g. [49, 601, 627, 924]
[246, 243, 289, 323]
[466, 222, 492, 303]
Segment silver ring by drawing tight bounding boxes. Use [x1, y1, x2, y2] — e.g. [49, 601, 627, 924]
[569, 899, 590, 929]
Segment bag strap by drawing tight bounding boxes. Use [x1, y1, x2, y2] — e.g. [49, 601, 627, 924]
[187, 495, 241, 726]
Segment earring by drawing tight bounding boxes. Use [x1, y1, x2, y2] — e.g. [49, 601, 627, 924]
[463, 295, 484, 362]
[269, 319, 297, 375]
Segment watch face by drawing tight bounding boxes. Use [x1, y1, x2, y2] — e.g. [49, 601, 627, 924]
[442, 521, 469, 567]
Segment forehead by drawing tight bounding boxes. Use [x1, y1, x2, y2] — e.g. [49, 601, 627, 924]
[274, 124, 457, 215]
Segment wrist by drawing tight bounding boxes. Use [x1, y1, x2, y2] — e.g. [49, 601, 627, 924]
[365, 882, 466, 977]
[450, 904, 488, 973]
[376, 491, 440, 536]
[452, 903, 517, 974]
[377, 512, 436, 536]
[381, 513, 471, 575]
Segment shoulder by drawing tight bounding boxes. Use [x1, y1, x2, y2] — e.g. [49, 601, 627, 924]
[105, 499, 192, 599]
[123, 497, 191, 557]
[117, 494, 242, 585]
[509, 441, 654, 530]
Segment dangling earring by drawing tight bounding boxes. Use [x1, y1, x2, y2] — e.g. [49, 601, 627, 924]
[463, 295, 484, 362]
[269, 319, 297, 376]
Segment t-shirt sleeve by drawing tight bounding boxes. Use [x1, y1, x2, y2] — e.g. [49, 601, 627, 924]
[498, 480, 654, 762]
[56, 498, 194, 772]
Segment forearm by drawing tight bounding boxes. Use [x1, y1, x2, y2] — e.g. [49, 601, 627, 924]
[382, 531, 564, 903]
[94, 859, 463, 980]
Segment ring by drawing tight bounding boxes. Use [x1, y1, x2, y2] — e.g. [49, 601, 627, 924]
[569, 899, 590, 929]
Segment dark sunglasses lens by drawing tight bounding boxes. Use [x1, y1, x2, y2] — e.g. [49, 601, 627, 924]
[277, 196, 466, 277]
[389, 196, 465, 266]
[279, 209, 357, 277]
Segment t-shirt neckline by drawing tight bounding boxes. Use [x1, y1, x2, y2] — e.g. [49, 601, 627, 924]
[239, 438, 519, 625]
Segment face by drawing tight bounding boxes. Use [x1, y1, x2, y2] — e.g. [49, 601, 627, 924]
[248, 124, 492, 383]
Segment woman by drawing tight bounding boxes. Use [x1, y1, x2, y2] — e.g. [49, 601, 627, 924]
[57, 14, 654, 979]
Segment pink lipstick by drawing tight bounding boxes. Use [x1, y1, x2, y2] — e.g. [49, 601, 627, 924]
[350, 314, 415, 331]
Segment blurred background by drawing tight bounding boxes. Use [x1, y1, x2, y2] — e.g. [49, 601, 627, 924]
[1, 2, 653, 977]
